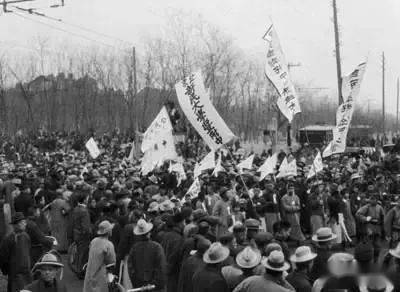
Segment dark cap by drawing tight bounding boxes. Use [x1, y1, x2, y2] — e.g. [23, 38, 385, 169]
[11, 212, 26, 224]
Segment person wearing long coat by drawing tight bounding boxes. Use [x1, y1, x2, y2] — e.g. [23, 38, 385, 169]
[48, 194, 70, 252]
[281, 184, 305, 242]
[212, 189, 231, 239]
[83, 221, 116, 292]
[0, 213, 32, 292]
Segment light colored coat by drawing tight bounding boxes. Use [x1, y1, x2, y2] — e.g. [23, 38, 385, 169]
[83, 237, 116, 292]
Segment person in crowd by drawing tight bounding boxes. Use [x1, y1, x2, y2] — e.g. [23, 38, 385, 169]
[281, 182, 305, 243]
[47, 190, 70, 253]
[310, 227, 336, 282]
[233, 250, 295, 292]
[213, 187, 232, 238]
[309, 181, 326, 234]
[286, 245, 317, 292]
[83, 220, 116, 292]
[272, 220, 291, 260]
[0, 212, 32, 292]
[262, 178, 281, 233]
[385, 196, 400, 249]
[23, 251, 67, 292]
[128, 218, 166, 292]
[192, 242, 230, 292]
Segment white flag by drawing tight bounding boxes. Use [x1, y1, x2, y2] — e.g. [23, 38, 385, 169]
[276, 157, 297, 178]
[127, 141, 136, 163]
[141, 106, 173, 153]
[212, 154, 225, 177]
[307, 151, 323, 179]
[175, 72, 235, 150]
[263, 25, 301, 122]
[169, 161, 187, 186]
[186, 178, 201, 198]
[141, 107, 178, 175]
[323, 62, 367, 157]
[237, 154, 254, 173]
[258, 153, 278, 180]
[85, 137, 101, 159]
[194, 151, 216, 178]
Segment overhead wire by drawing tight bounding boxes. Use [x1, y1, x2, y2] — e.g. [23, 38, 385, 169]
[10, 10, 129, 51]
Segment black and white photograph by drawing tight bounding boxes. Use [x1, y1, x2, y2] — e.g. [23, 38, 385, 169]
[1, 0, 400, 291]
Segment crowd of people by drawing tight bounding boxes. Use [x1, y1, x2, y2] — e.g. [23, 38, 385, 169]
[1, 131, 400, 292]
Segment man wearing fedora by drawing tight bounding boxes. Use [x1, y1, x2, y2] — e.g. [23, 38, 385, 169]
[193, 242, 230, 292]
[83, 220, 116, 292]
[310, 227, 337, 282]
[23, 251, 67, 292]
[286, 246, 317, 292]
[232, 250, 295, 292]
[128, 218, 166, 292]
[0, 212, 32, 292]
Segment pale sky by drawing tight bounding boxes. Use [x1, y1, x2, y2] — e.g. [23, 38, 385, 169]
[2, 0, 400, 115]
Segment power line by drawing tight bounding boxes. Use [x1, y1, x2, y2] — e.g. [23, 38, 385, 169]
[11, 10, 127, 51]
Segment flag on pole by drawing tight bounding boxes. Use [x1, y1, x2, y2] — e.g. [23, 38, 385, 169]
[263, 25, 301, 122]
[127, 141, 136, 163]
[85, 137, 101, 159]
[212, 154, 225, 177]
[194, 151, 216, 178]
[141, 107, 178, 175]
[276, 157, 297, 178]
[258, 153, 278, 180]
[186, 178, 201, 199]
[237, 154, 254, 173]
[323, 62, 367, 157]
[307, 151, 323, 179]
[175, 72, 235, 150]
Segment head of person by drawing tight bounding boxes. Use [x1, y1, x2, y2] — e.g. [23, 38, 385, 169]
[253, 232, 274, 256]
[133, 218, 153, 239]
[236, 246, 261, 274]
[369, 195, 378, 206]
[312, 227, 336, 246]
[203, 242, 230, 268]
[12, 212, 27, 232]
[354, 241, 374, 273]
[233, 223, 246, 244]
[287, 183, 295, 196]
[327, 253, 358, 278]
[245, 219, 260, 240]
[97, 220, 114, 238]
[33, 251, 64, 283]
[290, 246, 317, 273]
[262, 250, 290, 279]
[273, 221, 291, 240]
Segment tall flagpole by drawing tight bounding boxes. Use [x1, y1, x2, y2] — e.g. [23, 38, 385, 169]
[332, 0, 343, 105]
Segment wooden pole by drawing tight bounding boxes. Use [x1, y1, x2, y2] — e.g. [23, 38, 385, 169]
[332, 0, 343, 105]
[397, 77, 399, 132]
[382, 52, 385, 135]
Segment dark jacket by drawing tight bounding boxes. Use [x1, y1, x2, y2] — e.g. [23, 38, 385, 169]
[128, 236, 166, 291]
[192, 265, 229, 292]
[161, 226, 184, 292]
[177, 253, 205, 292]
[26, 218, 54, 266]
[321, 275, 360, 292]
[286, 270, 312, 292]
[24, 278, 67, 292]
[310, 244, 332, 282]
[69, 204, 91, 243]
[116, 223, 135, 273]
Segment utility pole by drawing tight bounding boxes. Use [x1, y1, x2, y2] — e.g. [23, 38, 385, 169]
[332, 0, 343, 105]
[397, 77, 399, 132]
[382, 52, 385, 135]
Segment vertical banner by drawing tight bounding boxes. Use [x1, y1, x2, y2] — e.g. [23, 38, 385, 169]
[323, 62, 367, 157]
[175, 72, 235, 150]
[263, 25, 301, 122]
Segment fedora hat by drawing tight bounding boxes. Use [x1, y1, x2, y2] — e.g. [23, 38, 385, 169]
[290, 246, 317, 263]
[236, 247, 261, 269]
[159, 200, 174, 212]
[261, 250, 290, 271]
[312, 227, 337, 242]
[328, 253, 357, 276]
[11, 212, 25, 224]
[97, 220, 114, 235]
[134, 219, 153, 235]
[33, 251, 64, 270]
[147, 201, 159, 213]
[389, 242, 400, 259]
[203, 242, 230, 264]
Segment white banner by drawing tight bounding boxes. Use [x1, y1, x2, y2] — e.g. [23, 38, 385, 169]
[194, 151, 215, 178]
[237, 154, 254, 173]
[85, 137, 101, 159]
[169, 161, 187, 186]
[175, 72, 235, 150]
[323, 62, 367, 157]
[141, 106, 173, 153]
[186, 178, 201, 198]
[263, 25, 301, 122]
[141, 107, 177, 175]
[276, 157, 297, 178]
[258, 153, 278, 180]
[307, 151, 323, 179]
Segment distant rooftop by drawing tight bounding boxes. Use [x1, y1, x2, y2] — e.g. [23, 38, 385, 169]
[299, 125, 335, 131]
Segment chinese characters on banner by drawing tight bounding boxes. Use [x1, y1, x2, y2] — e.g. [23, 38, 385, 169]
[323, 62, 367, 157]
[175, 72, 235, 151]
[263, 25, 301, 122]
